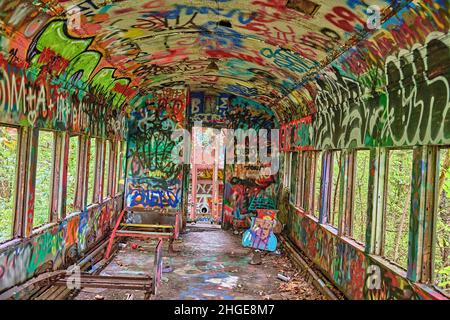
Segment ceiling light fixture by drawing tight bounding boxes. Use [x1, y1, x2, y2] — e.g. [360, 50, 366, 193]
[206, 58, 219, 71]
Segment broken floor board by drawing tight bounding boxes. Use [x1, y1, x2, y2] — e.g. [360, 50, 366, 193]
[74, 227, 325, 300]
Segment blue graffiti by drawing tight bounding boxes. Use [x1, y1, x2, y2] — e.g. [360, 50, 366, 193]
[242, 217, 278, 252]
[127, 188, 180, 208]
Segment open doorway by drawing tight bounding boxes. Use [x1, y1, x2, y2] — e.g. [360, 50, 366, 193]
[188, 126, 225, 225]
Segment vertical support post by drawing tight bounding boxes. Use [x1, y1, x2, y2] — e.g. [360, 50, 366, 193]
[51, 132, 67, 221]
[94, 137, 103, 204]
[14, 127, 31, 237]
[367, 148, 386, 255]
[76, 135, 88, 210]
[191, 164, 197, 221]
[319, 150, 331, 225]
[407, 146, 435, 282]
[23, 128, 39, 237]
[341, 149, 355, 236]
[110, 141, 118, 197]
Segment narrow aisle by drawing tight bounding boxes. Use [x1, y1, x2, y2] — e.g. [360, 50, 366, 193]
[75, 227, 325, 300]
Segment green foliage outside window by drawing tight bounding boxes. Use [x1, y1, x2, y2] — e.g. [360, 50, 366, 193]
[314, 152, 322, 218]
[87, 138, 96, 205]
[103, 141, 110, 199]
[0, 127, 18, 242]
[66, 136, 79, 213]
[436, 149, 450, 294]
[353, 150, 370, 244]
[34, 131, 54, 228]
[384, 149, 413, 269]
[330, 151, 341, 228]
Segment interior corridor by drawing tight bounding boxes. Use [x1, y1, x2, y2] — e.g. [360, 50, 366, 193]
[74, 226, 325, 300]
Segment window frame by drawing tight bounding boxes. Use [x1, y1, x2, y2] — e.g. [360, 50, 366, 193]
[327, 149, 343, 230]
[103, 139, 112, 199]
[312, 151, 324, 221]
[32, 129, 56, 230]
[431, 146, 450, 295]
[116, 140, 126, 195]
[65, 134, 81, 215]
[0, 123, 21, 242]
[380, 147, 414, 271]
[346, 148, 371, 246]
[86, 137, 99, 206]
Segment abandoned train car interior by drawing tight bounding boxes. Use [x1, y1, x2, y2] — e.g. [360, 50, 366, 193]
[0, 0, 449, 307]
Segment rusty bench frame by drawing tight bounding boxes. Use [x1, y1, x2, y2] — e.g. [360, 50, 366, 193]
[105, 207, 180, 259]
[0, 239, 163, 300]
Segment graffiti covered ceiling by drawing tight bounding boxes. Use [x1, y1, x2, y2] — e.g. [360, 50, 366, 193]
[0, 0, 410, 121]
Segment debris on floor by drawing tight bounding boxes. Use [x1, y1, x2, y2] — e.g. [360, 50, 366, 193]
[277, 273, 291, 282]
[74, 225, 326, 300]
[249, 251, 262, 265]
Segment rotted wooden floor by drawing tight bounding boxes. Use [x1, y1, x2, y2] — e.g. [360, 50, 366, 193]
[73, 225, 325, 300]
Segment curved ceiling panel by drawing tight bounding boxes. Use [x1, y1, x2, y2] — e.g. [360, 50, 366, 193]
[1, 0, 407, 120]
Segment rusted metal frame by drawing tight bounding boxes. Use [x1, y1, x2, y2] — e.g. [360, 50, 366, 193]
[367, 148, 386, 255]
[54, 274, 153, 291]
[283, 152, 290, 187]
[406, 146, 430, 281]
[115, 231, 173, 238]
[23, 128, 40, 237]
[328, 150, 343, 230]
[304, 151, 315, 215]
[66, 134, 82, 214]
[336, 150, 345, 235]
[377, 148, 388, 256]
[104, 139, 112, 199]
[0, 270, 67, 300]
[14, 126, 30, 237]
[319, 151, 332, 225]
[212, 143, 220, 219]
[96, 138, 105, 203]
[340, 150, 355, 237]
[76, 135, 88, 210]
[422, 146, 438, 284]
[83, 136, 93, 207]
[118, 140, 127, 194]
[190, 164, 197, 221]
[50, 132, 66, 222]
[290, 152, 298, 206]
[286, 152, 293, 191]
[152, 239, 163, 296]
[296, 152, 304, 208]
[105, 208, 127, 259]
[46, 131, 58, 224]
[109, 141, 118, 198]
[309, 151, 318, 218]
[88, 137, 102, 205]
[59, 133, 71, 219]
[105, 139, 115, 199]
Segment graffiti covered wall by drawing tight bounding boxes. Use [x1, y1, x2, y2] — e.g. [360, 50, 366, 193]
[125, 88, 188, 211]
[0, 5, 134, 139]
[223, 96, 279, 228]
[280, 0, 450, 150]
[279, 0, 450, 300]
[0, 7, 129, 294]
[288, 209, 448, 300]
[0, 196, 123, 293]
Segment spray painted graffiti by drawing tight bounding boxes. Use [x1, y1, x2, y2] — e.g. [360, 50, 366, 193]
[126, 88, 187, 209]
[0, 203, 120, 292]
[242, 209, 278, 252]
